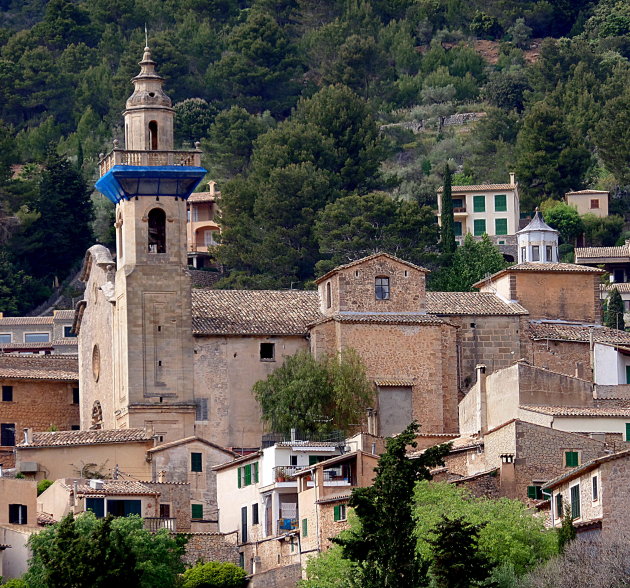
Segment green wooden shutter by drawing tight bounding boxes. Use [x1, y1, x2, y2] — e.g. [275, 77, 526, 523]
[555, 493, 563, 519]
[473, 219, 486, 236]
[494, 194, 507, 211]
[626, 423, 630, 442]
[191, 504, 203, 519]
[454, 221, 462, 236]
[473, 195, 485, 212]
[565, 451, 578, 467]
[244, 464, 252, 486]
[495, 218, 508, 235]
[570, 485, 581, 519]
[191, 452, 202, 472]
[302, 518, 308, 537]
[237, 467, 242, 488]
[253, 462, 259, 483]
[626, 366, 630, 385]
[527, 486, 537, 499]
[334, 505, 340, 521]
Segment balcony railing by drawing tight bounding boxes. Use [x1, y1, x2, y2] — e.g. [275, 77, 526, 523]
[273, 466, 306, 482]
[98, 148, 202, 176]
[144, 517, 177, 533]
[453, 206, 467, 213]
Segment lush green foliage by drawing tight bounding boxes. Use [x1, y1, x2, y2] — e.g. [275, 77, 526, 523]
[253, 349, 375, 436]
[299, 542, 357, 588]
[334, 422, 451, 587]
[36, 479, 53, 496]
[604, 287, 625, 331]
[413, 481, 558, 575]
[24, 512, 186, 588]
[440, 164, 456, 255]
[181, 561, 248, 588]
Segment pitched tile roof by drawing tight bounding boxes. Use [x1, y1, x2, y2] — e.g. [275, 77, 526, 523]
[566, 189, 608, 196]
[437, 183, 515, 192]
[60, 479, 158, 496]
[0, 316, 53, 325]
[528, 321, 630, 345]
[426, 292, 528, 315]
[602, 283, 630, 293]
[53, 310, 76, 319]
[19, 428, 153, 448]
[147, 435, 236, 456]
[575, 244, 629, 260]
[473, 262, 604, 288]
[373, 378, 415, 386]
[188, 191, 219, 203]
[521, 404, 630, 417]
[0, 354, 78, 381]
[191, 290, 321, 335]
[311, 313, 454, 328]
[316, 252, 429, 283]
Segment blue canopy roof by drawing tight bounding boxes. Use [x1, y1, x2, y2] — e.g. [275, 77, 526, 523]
[95, 165, 207, 204]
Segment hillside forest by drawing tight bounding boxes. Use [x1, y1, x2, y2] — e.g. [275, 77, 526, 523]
[0, 0, 629, 312]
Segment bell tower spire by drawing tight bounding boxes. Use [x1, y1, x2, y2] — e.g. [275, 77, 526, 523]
[123, 43, 174, 151]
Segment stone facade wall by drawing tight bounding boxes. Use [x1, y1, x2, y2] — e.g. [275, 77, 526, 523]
[248, 563, 302, 588]
[181, 532, 240, 566]
[242, 534, 300, 576]
[311, 320, 458, 434]
[193, 335, 308, 449]
[318, 501, 350, 551]
[319, 256, 426, 316]
[143, 481, 192, 532]
[522, 336, 592, 381]
[601, 456, 630, 536]
[452, 471, 501, 498]
[514, 421, 606, 502]
[0, 379, 79, 445]
[450, 315, 521, 391]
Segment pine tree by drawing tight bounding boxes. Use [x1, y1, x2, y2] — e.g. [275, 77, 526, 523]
[605, 287, 625, 331]
[440, 164, 456, 255]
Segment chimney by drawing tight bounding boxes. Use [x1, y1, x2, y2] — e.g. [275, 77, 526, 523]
[158, 470, 166, 483]
[509, 172, 516, 185]
[366, 408, 376, 436]
[499, 454, 516, 498]
[208, 181, 216, 196]
[23, 428, 32, 445]
[476, 365, 488, 435]
[290, 428, 297, 443]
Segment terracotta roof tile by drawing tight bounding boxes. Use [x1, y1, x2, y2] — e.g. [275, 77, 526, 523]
[528, 321, 630, 345]
[437, 183, 515, 192]
[575, 245, 629, 260]
[0, 316, 53, 325]
[20, 428, 152, 447]
[53, 310, 76, 319]
[192, 290, 321, 336]
[0, 354, 78, 381]
[473, 262, 604, 288]
[566, 190, 608, 196]
[61, 479, 158, 496]
[521, 404, 630, 417]
[313, 313, 452, 327]
[426, 292, 528, 315]
[373, 379, 415, 386]
[188, 191, 220, 203]
[602, 283, 630, 293]
[544, 448, 630, 490]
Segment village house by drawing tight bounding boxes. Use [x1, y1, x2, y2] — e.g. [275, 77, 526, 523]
[0, 310, 78, 355]
[565, 189, 609, 218]
[544, 447, 630, 538]
[186, 181, 221, 270]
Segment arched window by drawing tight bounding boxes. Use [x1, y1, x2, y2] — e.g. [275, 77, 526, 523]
[149, 120, 158, 150]
[148, 208, 166, 253]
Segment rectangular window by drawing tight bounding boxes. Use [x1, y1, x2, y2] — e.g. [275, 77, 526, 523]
[191, 504, 203, 519]
[85, 497, 105, 518]
[195, 398, 208, 421]
[521, 247, 526, 262]
[590, 199, 600, 209]
[546, 245, 553, 262]
[592, 476, 598, 501]
[1, 423, 15, 446]
[290, 455, 298, 466]
[260, 342, 275, 361]
[252, 503, 259, 525]
[2, 386, 12, 402]
[495, 218, 508, 235]
[63, 326, 76, 338]
[241, 506, 248, 543]
[253, 461, 259, 484]
[527, 485, 543, 500]
[0, 334, 10, 343]
[302, 517, 308, 537]
[454, 221, 462, 236]
[9, 504, 27, 525]
[244, 464, 252, 486]
[626, 422, 630, 441]
[333, 504, 347, 522]
[531, 246, 540, 262]
[565, 451, 579, 468]
[494, 194, 507, 211]
[160, 504, 171, 518]
[452, 198, 464, 209]
[72, 387, 79, 405]
[191, 452, 203, 472]
[473, 195, 486, 212]
[375, 277, 390, 300]
[555, 493, 563, 520]
[238, 463, 258, 487]
[71, 425, 80, 430]
[570, 484, 581, 519]
[473, 219, 486, 236]
[24, 332, 50, 343]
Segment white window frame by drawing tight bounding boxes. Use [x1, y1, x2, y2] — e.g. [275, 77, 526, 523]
[0, 333, 11, 344]
[24, 332, 50, 343]
[591, 474, 599, 503]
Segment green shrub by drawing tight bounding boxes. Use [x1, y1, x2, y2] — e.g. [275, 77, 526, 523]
[181, 561, 247, 588]
[37, 479, 53, 496]
[3, 579, 28, 587]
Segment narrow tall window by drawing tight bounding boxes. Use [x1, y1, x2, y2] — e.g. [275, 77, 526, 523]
[592, 475, 598, 501]
[375, 277, 390, 300]
[149, 121, 158, 150]
[531, 246, 540, 262]
[326, 282, 332, 308]
[191, 452, 203, 472]
[1, 423, 15, 446]
[570, 484, 581, 518]
[546, 245, 553, 261]
[9, 504, 27, 524]
[2, 386, 12, 402]
[148, 208, 166, 253]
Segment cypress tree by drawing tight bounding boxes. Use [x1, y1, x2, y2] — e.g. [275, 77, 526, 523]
[605, 287, 625, 331]
[440, 164, 456, 255]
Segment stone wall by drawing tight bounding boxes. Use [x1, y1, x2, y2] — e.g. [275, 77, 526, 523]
[248, 563, 302, 588]
[451, 470, 501, 498]
[318, 501, 350, 551]
[143, 481, 191, 532]
[522, 336, 592, 380]
[601, 455, 630, 536]
[182, 532, 240, 566]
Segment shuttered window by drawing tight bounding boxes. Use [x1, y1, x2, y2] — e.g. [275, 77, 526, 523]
[473, 219, 486, 236]
[592, 476, 598, 501]
[302, 518, 308, 537]
[495, 218, 508, 235]
[191, 504, 203, 519]
[555, 493, 563, 520]
[191, 452, 203, 472]
[494, 194, 507, 211]
[570, 484, 581, 519]
[195, 398, 208, 421]
[473, 195, 485, 212]
[333, 504, 347, 522]
[565, 451, 579, 467]
[626, 423, 630, 441]
[527, 485, 543, 500]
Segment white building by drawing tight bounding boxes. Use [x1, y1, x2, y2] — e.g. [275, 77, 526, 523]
[516, 208, 559, 263]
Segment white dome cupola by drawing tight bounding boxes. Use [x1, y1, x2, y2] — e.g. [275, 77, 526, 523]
[516, 208, 559, 263]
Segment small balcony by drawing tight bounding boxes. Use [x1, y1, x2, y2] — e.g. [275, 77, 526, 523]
[453, 206, 467, 216]
[99, 147, 202, 177]
[273, 466, 306, 483]
[144, 517, 177, 533]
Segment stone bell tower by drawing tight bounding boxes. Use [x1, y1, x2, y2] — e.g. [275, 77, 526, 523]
[95, 45, 205, 441]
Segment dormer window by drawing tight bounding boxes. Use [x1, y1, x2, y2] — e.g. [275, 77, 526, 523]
[375, 277, 390, 300]
[148, 208, 166, 253]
